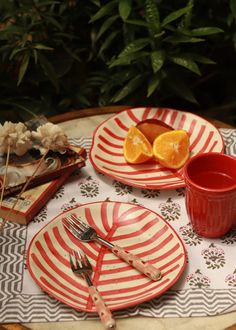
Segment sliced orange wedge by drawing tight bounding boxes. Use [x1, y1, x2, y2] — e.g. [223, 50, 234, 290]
[136, 119, 173, 144]
[153, 130, 190, 169]
[123, 126, 153, 164]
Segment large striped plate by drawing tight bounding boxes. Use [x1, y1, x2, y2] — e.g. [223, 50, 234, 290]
[27, 201, 186, 312]
[89, 107, 224, 189]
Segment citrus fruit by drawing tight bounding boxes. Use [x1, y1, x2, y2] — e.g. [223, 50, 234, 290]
[136, 119, 173, 144]
[153, 130, 190, 169]
[123, 126, 153, 164]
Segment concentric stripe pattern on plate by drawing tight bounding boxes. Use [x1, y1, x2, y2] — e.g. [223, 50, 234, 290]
[90, 107, 224, 189]
[27, 201, 186, 312]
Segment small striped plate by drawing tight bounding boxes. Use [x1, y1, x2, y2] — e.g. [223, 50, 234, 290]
[27, 201, 187, 312]
[89, 107, 224, 190]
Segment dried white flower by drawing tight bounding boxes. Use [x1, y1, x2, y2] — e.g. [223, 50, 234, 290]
[32, 122, 68, 154]
[0, 121, 32, 156]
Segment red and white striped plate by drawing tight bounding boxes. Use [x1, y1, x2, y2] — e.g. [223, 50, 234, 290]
[27, 201, 186, 312]
[89, 107, 224, 189]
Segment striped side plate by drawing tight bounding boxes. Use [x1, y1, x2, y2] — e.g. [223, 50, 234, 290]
[89, 107, 224, 189]
[27, 201, 187, 312]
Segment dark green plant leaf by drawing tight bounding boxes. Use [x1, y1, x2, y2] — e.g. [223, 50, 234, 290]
[164, 35, 204, 44]
[191, 27, 224, 36]
[9, 47, 27, 60]
[168, 55, 201, 75]
[33, 49, 38, 64]
[161, 5, 193, 27]
[100, 69, 136, 93]
[96, 15, 119, 40]
[38, 52, 59, 92]
[230, 0, 236, 20]
[153, 31, 166, 38]
[145, 0, 160, 32]
[165, 75, 198, 104]
[125, 19, 150, 27]
[1, 100, 38, 118]
[147, 74, 161, 97]
[0, 25, 25, 40]
[109, 51, 149, 67]
[17, 52, 30, 86]
[183, 53, 216, 64]
[98, 30, 120, 56]
[36, 1, 60, 7]
[63, 44, 81, 62]
[119, 0, 132, 21]
[118, 38, 150, 57]
[112, 74, 143, 102]
[91, 0, 101, 6]
[33, 44, 54, 51]
[183, 0, 193, 29]
[90, 0, 117, 22]
[151, 50, 165, 73]
[44, 16, 63, 31]
[0, 44, 11, 55]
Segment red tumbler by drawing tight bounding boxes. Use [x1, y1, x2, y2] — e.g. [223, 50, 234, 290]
[183, 152, 236, 238]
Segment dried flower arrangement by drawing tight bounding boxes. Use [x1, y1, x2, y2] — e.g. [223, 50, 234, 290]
[0, 121, 69, 231]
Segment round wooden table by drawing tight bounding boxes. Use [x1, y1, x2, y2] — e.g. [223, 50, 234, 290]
[48, 105, 235, 129]
[1, 106, 235, 330]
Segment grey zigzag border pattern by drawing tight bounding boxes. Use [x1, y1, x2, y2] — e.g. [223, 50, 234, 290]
[0, 131, 235, 323]
[1, 289, 236, 323]
[220, 128, 236, 155]
[0, 221, 26, 302]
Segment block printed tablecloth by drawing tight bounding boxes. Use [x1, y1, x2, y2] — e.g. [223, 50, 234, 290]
[0, 128, 236, 323]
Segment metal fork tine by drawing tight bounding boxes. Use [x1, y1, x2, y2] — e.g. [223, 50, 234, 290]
[84, 253, 91, 268]
[69, 249, 116, 328]
[69, 252, 75, 271]
[68, 216, 86, 232]
[63, 219, 81, 237]
[74, 250, 82, 269]
[70, 214, 89, 229]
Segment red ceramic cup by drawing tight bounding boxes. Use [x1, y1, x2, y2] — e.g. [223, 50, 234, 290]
[183, 152, 236, 238]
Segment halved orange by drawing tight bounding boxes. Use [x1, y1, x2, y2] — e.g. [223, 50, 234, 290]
[153, 130, 190, 169]
[136, 119, 173, 144]
[123, 126, 153, 164]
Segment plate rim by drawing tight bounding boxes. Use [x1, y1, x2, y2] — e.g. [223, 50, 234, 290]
[27, 200, 187, 312]
[89, 107, 224, 190]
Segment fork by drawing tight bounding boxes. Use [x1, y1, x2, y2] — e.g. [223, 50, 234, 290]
[64, 214, 162, 281]
[69, 250, 116, 329]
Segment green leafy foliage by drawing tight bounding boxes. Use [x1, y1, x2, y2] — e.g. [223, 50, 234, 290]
[89, 0, 225, 107]
[0, 0, 235, 125]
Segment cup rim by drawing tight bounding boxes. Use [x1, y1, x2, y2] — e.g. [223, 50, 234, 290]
[183, 152, 236, 193]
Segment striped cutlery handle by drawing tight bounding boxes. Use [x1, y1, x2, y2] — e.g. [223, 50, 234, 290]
[88, 286, 116, 329]
[112, 245, 162, 281]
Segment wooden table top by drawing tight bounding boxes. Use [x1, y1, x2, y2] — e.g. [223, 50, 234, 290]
[48, 105, 235, 129]
[1, 106, 235, 330]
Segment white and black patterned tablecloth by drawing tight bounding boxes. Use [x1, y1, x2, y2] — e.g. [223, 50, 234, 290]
[0, 129, 236, 323]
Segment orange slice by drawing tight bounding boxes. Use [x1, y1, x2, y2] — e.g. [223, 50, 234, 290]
[136, 119, 173, 144]
[123, 126, 153, 164]
[153, 130, 190, 169]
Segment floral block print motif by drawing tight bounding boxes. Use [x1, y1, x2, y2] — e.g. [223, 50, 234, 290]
[186, 269, 211, 288]
[179, 223, 203, 246]
[141, 189, 161, 198]
[79, 176, 99, 197]
[201, 243, 226, 269]
[221, 228, 236, 244]
[159, 198, 181, 221]
[113, 180, 133, 195]
[225, 270, 236, 287]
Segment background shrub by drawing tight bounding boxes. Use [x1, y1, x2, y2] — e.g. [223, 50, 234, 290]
[0, 0, 235, 125]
